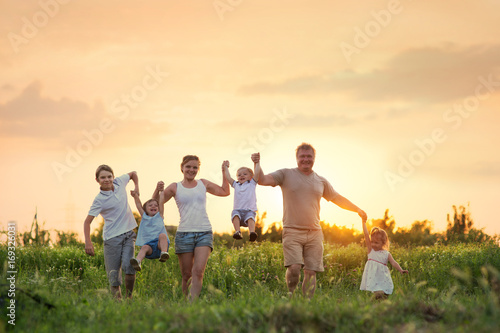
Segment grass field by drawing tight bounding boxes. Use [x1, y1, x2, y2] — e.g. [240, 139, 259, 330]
[1, 241, 499, 332]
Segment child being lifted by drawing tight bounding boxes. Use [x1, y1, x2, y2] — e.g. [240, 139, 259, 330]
[223, 158, 260, 242]
[129, 183, 170, 272]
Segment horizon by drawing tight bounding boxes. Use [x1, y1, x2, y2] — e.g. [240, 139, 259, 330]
[4, 201, 492, 243]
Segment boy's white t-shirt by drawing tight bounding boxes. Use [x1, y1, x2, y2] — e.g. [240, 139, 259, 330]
[232, 179, 258, 211]
[88, 174, 137, 241]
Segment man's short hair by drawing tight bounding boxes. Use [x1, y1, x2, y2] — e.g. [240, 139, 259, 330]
[295, 143, 316, 157]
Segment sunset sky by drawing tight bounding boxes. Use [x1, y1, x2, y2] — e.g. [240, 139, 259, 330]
[1, 0, 499, 240]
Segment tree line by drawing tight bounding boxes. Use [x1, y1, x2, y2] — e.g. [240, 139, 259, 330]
[4, 204, 497, 248]
[215, 204, 498, 248]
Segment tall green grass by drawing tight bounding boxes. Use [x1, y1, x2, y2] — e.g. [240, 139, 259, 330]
[1, 242, 499, 332]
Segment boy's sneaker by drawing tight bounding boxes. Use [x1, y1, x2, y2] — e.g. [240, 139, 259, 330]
[250, 232, 258, 242]
[130, 258, 141, 272]
[232, 231, 243, 240]
[159, 251, 170, 262]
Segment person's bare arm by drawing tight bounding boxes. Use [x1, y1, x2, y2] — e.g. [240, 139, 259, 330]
[253, 160, 261, 182]
[362, 220, 372, 253]
[331, 194, 367, 221]
[388, 253, 409, 274]
[159, 190, 165, 219]
[251, 153, 276, 186]
[128, 171, 139, 195]
[223, 160, 235, 184]
[153, 181, 176, 204]
[84, 215, 95, 256]
[130, 190, 145, 216]
[203, 161, 230, 196]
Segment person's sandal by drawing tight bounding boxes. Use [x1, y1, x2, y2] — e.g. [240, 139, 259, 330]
[130, 258, 141, 272]
[250, 232, 258, 242]
[159, 252, 170, 262]
[232, 231, 243, 240]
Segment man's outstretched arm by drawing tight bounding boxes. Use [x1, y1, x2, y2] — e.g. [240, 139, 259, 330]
[331, 194, 367, 221]
[251, 153, 276, 186]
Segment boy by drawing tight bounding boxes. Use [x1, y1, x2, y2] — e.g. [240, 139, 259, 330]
[83, 165, 138, 299]
[223, 159, 260, 241]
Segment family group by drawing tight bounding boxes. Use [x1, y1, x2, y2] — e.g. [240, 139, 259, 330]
[83, 143, 408, 301]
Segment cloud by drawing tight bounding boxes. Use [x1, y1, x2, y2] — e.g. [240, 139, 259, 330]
[238, 44, 500, 104]
[1, 84, 15, 91]
[0, 81, 169, 148]
[0, 81, 105, 139]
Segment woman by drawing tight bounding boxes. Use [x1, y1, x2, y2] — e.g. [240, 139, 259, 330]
[154, 155, 229, 300]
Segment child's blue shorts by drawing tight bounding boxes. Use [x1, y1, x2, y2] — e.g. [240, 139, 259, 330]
[144, 237, 170, 259]
[231, 209, 256, 227]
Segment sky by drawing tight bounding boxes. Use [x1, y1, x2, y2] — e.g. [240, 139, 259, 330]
[1, 0, 499, 241]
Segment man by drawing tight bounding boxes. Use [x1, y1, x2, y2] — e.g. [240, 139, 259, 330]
[252, 143, 367, 298]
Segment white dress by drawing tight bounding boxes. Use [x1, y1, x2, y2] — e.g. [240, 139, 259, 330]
[360, 249, 394, 294]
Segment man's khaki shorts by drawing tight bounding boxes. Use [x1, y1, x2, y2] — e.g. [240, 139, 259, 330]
[282, 227, 324, 272]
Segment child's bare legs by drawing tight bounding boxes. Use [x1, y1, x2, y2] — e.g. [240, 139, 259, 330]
[136, 245, 153, 262]
[232, 216, 241, 233]
[232, 216, 243, 239]
[247, 218, 255, 233]
[247, 218, 257, 242]
[130, 245, 151, 272]
[158, 233, 169, 252]
[158, 234, 170, 261]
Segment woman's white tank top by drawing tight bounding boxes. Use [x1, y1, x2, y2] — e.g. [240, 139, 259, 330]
[174, 180, 212, 232]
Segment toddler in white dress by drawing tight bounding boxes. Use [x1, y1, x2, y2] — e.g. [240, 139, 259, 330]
[360, 222, 408, 299]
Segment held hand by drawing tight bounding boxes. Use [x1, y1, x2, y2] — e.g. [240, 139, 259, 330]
[130, 190, 139, 197]
[251, 152, 260, 163]
[401, 270, 409, 274]
[358, 209, 367, 223]
[85, 242, 95, 256]
[222, 160, 230, 169]
[156, 181, 165, 192]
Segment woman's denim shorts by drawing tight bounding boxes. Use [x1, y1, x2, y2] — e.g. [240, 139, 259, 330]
[175, 231, 213, 254]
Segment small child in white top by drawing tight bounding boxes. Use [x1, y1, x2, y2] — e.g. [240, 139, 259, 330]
[129, 183, 170, 272]
[360, 220, 408, 300]
[223, 159, 260, 242]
